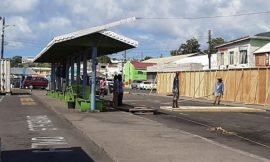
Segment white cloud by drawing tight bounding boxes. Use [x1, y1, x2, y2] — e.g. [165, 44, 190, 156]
[0, 0, 39, 13]
[38, 17, 72, 31]
[4, 16, 34, 49]
[3, 0, 270, 57]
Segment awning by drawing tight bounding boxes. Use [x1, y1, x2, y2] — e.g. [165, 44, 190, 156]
[254, 42, 270, 54]
[34, 17, 138, 63]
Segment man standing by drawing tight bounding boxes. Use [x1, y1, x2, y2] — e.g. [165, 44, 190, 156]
[112, 75, 119, 107]
[172, 72, 180, 108]
[118, 74, 124, 106]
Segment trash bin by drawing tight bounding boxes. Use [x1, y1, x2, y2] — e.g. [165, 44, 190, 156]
[67, 101, 75, 109]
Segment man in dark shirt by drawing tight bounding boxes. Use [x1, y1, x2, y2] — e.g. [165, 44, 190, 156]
[172, 72, 180, 108]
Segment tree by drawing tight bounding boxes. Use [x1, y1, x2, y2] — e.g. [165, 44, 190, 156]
[98, 55, 111, 63]
[204, 37, 225, 54]
[10, 56, 22, 67]
[144, 56, 152, 60]
[170, 38, 201, 56]
[170, 50, 180, 56]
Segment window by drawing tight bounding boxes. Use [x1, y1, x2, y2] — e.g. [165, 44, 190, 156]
[220, 52, 224, 65]
[138, 71, 143, 74]
[239, 50, 248, 64]
[229, 51, 234, 65]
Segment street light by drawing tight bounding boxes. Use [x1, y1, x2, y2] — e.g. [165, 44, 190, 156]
[1, 17, 5, 59]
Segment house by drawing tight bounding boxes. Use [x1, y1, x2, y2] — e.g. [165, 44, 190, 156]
[142, 53, 197, 64]
[31, 67, 51, 77]
[22, 56, 35, 64]
[171, 54, 218, 70]
[106, 63, 122, 79]
[146, 53, 209, 73]
[123, 61, 156, 86]
[253, 42, 270, 66]
[216, 32, 270, 69]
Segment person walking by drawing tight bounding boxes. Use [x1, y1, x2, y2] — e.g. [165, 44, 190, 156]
[20, 75, 25, 89]
[118, 74, 124, 106]
[213, 78, 224, 105]
[172, 72, 180, 108]
[112, 75, 119, 107]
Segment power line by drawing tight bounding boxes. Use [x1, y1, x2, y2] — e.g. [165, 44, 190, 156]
[136, 10, 270, 20]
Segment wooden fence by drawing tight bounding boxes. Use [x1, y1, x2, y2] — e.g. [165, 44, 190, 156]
[157, 68, 270, 106]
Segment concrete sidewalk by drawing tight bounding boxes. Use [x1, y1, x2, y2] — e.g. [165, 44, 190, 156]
[33, 90, 269, 162]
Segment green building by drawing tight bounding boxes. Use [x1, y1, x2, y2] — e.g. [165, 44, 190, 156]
[123, 61, 156, 86]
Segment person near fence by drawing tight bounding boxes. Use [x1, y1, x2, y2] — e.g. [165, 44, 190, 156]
[172, 72, 180, 108]
[112, 75, 119, 107]
[213, 78, 224, 105]
[118, 74, 124, 106]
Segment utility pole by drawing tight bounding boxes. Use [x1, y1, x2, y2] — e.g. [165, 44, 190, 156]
[208, 30, 212, 69]
[122, 51, 126, 77]
[141, 52, 143, 61]
[1, 17, 5, 59]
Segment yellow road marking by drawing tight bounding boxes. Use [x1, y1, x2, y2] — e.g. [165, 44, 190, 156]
[20, 97, 37, 106]
[20, 98, 34, 102]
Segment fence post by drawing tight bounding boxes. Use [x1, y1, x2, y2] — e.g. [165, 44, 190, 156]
[265, 68, 270, 106]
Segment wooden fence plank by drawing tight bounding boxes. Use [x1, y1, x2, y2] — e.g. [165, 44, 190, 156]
[156, 68, 270, 106]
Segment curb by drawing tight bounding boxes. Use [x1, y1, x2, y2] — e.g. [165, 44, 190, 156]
[32, 92, 115, 162]
[129, 93, 270, 111]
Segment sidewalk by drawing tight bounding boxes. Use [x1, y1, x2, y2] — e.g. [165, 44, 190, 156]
[33, 90, 269, 162]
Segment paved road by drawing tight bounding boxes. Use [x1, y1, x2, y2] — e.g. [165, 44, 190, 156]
[0, 91, 105, 162]
[107, 90, 270, 159]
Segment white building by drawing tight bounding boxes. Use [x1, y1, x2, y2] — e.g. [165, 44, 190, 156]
[216, 32, 270, 69]
[172, 54, 217, 70]
[106, 63, 122, 79]
[22, 56, 35, 64]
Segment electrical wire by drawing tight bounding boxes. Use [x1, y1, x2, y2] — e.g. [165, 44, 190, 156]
[136, 10, 270, 20]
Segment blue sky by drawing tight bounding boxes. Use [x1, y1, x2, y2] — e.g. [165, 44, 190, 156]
[1, 0, 270, 59]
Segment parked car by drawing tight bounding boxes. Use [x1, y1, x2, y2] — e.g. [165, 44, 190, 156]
[23, 76, 48, 89]
[138, 81, 152, 90]
[151, 81, 157, 90]
[131, 80, 143, 89]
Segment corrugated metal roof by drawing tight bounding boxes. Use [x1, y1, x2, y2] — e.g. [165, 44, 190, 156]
[34, 17, 138, 63]
[131, 61, 156, 69]
[142, 53, 196, 64]
[216, 34, 270, 48]
[254, 42, 270, 54]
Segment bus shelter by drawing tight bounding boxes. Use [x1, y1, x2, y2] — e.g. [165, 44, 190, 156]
[33, 17, 138, 111]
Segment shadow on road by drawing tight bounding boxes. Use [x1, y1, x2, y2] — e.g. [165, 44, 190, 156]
[2, 147, 94, 162]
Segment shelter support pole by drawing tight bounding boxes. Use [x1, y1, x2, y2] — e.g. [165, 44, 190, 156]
[76, 55, 81, 85]
[91, 47, 97, 111]
[66, 57, 70, 87]
[51, 63, 55, 90]
[71, 56, 75, 85]
[82, 52, 87, 99]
